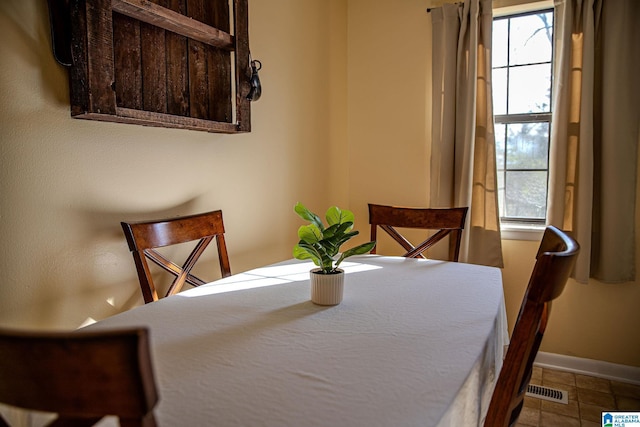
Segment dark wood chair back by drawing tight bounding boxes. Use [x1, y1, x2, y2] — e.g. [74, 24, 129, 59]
[121, 210, 232, 303]
[0, 327, 158, 427]
[484, 226, 579, 427]
[368, 204, 468, 261]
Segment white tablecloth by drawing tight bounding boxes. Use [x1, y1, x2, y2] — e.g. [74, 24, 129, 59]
[3, 255, 508, 427]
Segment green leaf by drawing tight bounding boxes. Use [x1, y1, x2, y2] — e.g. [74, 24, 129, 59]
[297, 224, 322, 244]
[293, 245, 312, 260]
[344, 241, 376, 257]
[322, 223, 340, 239]
[326, 206, 354, 229]
[320, 240, 340, 258]
[293, 243, 322, 267]
[294, 202, 324, 230]
[322, 222, 354, 243]
[334, 241, 376, 269]
[335, 221, 354, 235]
[331, 232, 358, 249]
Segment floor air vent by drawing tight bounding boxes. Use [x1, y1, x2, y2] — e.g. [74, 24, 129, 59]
[526, 384, 569, 404]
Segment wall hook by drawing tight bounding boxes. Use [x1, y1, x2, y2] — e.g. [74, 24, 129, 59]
[247, 58, 262, 102]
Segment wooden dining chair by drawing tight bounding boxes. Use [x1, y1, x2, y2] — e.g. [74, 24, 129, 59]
[0, 327, 159, 427]
[121, 210, 232, 304]
[368, 203, 469, 261]
[484, 226, 579, 427]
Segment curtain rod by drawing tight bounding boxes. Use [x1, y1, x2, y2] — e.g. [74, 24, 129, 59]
[427, 2, 463, 12]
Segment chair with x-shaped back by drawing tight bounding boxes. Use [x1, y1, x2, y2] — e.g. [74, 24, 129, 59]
[368, 203, 469, 261]
[121, 210, 231, 304]
[0, 327, 158, 427]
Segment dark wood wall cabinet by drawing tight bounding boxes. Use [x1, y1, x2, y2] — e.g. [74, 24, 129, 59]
[50, 0, 255, 133]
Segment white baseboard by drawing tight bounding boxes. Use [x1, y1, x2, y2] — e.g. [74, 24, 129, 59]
[534, 352, 640, 385]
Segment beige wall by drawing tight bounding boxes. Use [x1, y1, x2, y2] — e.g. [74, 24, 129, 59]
[347, 0, 432, 228]
[0, 0, 348, 328]
[1, 0, 638, 368]
[501, 239, 640, 367]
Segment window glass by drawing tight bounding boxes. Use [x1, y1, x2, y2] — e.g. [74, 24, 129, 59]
[509, 12, 554, 65]
[506, 123, 549, 169]
[493, 19, 509, 67]
[504, 171, 548, 219]
[493, 68, 508, 115]
[492, 9, 553, 223]
[508, 64, 552, 114]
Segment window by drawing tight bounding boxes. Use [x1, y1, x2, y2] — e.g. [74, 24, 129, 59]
[492, 9, 554, 224]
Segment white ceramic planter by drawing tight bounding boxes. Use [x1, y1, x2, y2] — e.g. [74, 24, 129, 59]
[310, 268, 344, 306]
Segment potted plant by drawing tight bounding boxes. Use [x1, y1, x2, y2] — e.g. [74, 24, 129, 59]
[293, 202, 376, 305]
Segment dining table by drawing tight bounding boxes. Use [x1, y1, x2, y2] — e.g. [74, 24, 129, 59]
[3, 255, 509, 427]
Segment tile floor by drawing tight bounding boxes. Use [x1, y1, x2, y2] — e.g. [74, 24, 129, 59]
[515, 367, 640, 427]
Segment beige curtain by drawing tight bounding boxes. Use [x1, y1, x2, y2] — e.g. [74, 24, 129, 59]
[548, 0, 640, 283]
[430, 0, 504, 267]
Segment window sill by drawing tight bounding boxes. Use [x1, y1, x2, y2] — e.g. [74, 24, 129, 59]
[500, 223, 545, 241]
